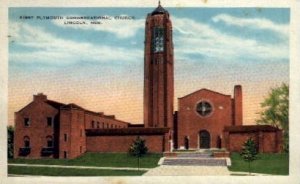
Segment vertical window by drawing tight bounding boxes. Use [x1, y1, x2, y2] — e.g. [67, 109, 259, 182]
[80, 146, 82, 153]
[24, 118, 30, 127]
[47, 117, 52, 127]
[97, 122, 100, 128]
[152, 27, 164, 53]
[64, 151, 67, 159]
[64, 134, 67, 142]
[46, 136, 53, 148]
[91, 121, 95, 128]
[24, 136, 30, 148]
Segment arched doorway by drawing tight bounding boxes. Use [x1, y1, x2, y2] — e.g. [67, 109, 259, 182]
[199, 130, 210, 149]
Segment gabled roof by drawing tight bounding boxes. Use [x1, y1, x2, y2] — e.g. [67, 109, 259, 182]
[60, 103, 129, 125]
[61, 103, 85, 110]
[17, 94, 129, 125]
[46, 100, 66, 109]
[17, 102, 34, 113]
[178, 88, 231, 99]
[17, 99, 66, 113]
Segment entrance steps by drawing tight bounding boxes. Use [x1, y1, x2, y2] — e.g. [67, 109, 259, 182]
[162, 158, 227, 166]
[176, 152, 212, 158]
[162, 151, 228, 166]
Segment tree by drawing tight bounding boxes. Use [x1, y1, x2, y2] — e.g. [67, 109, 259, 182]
[240, 138, 258, 175]
[256, 83, 289, 152]
[129, 136, 148, 171]
[7, 126, 14, 159]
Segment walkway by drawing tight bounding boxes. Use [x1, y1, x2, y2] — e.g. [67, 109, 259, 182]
[8, 163, 150, 171]
[143, 165, 230, 176]
[144, 151, 230, 176]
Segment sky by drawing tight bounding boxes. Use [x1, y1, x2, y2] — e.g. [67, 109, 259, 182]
[8, 7, 289, 125]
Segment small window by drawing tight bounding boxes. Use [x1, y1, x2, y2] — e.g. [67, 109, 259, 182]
[64, 134, 67, 142]
[24, 118, 30, 127]
[47, 117, 52, 126]
[97, 122, 100, 128]
[24, 136, 30, 148]
[91, 121, 95, 128]
[110, 124, 113, 128]
[64, 151, 67, 159]
[80, 146, 82, 153]
[46, 136, 53, 148]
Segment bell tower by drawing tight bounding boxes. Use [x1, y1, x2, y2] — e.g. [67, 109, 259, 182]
[144, 2, 174, 129]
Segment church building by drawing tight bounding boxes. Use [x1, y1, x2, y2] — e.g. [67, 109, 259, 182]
[13, 3, 283, 159]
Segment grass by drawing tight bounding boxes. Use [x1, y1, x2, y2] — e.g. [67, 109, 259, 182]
[8, 166, 145, 176]
[228, 152, 289, 175]
[8, 152, 162, 168]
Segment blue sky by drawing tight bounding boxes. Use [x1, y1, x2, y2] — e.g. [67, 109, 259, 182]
[8, 7, 289, 124]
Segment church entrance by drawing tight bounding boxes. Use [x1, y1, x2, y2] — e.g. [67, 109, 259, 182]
[199, 130, 210, 149]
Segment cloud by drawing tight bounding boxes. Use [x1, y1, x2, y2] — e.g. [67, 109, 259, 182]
[9, 14, 289, 67]
[51, 15, 145, 39]
[172, 16, 289, 63]
[212, 14, 289, 36]
[9, 21, 143, 66]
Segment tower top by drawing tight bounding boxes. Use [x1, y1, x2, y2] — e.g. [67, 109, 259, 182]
[151, 1, 168, 15]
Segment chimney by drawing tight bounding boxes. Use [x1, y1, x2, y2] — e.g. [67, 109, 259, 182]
[33, 93, 47, 102]
[233, 85, 243, 126]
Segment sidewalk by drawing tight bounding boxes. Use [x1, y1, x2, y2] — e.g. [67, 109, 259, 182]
[229, 171, 272, 176]
[8, 163, 150, 171]
[143, 165, 230, 176]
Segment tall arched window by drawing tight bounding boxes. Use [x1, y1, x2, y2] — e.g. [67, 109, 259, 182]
[24, 136, 30, 148]
[46, 136, 53, 148]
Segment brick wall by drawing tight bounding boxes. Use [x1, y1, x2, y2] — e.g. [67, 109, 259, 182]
[86, 135, 167, 153]
[59, 109, 86, 159]
[58, 107, 130, 159]
[223, 126, 283, 153]
[177, 89, 233, 149]
[14, 95, 59, 158]
[84, 113, 128, 129]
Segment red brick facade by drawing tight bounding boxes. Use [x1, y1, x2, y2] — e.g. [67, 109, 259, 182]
[143, 5, 174, 130]
[223, 125, 283, 153]
[14, 94, 130, 159]
[86, 128, 170, 153]
[175, 88, 236, 150]
[13, 4, 283, 159]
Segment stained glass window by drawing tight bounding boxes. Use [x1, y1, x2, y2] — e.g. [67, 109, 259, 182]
[196, 101, 212, 116]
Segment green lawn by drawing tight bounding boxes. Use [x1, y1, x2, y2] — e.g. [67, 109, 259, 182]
[8, 166, 145, 176]
[228, 152, 289, 175]
[8, 152, 162, 168]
